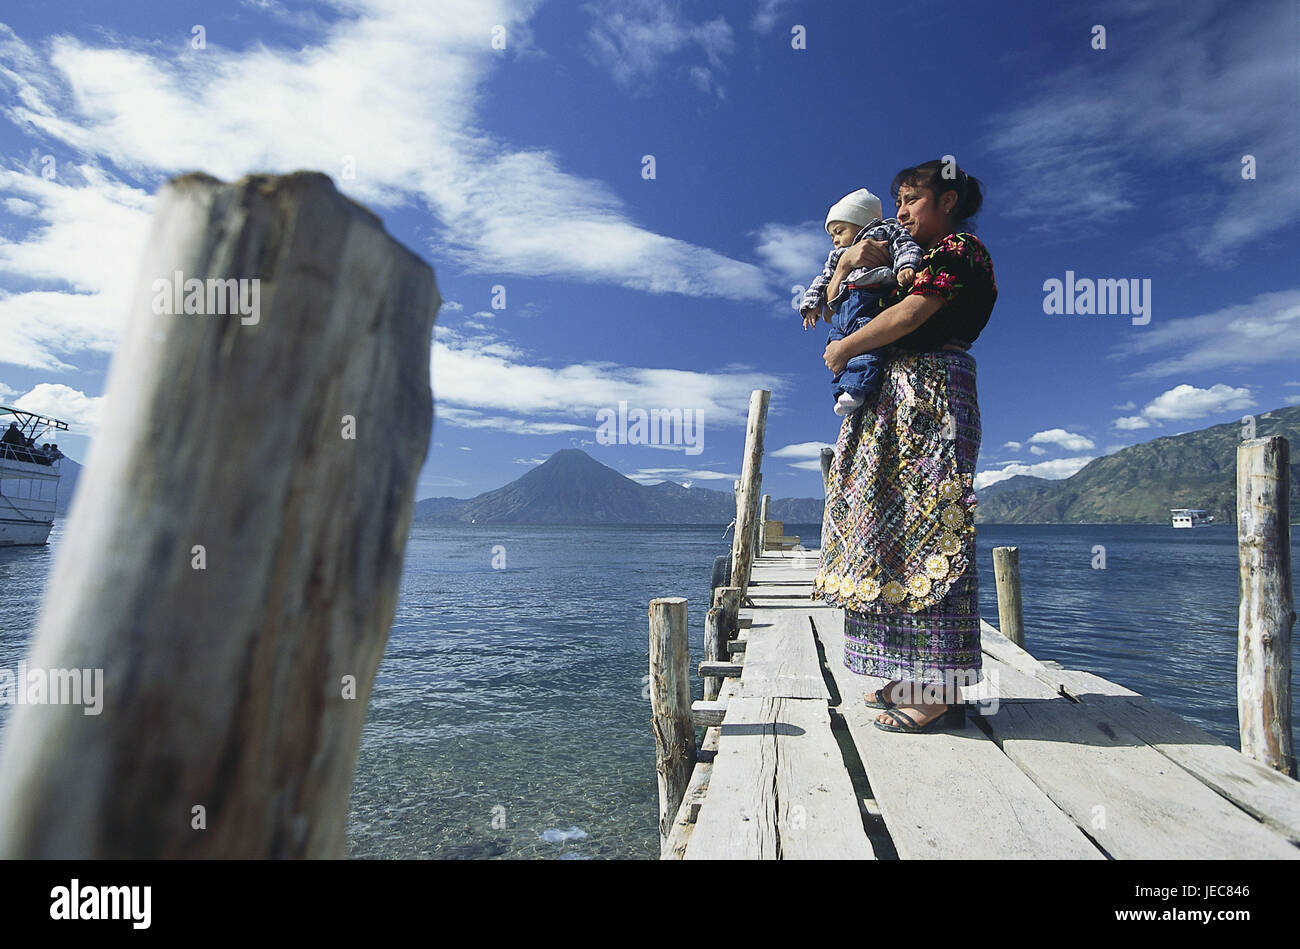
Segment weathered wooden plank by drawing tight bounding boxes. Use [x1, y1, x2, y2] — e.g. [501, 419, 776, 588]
[699, 661, 744, 677]
[685, 696, 875, 860]
[963, 652, 1060, 705]
[980, 619, 1066, 694]
[983, 700, 1300, 858]
[814, 610, 1104, 859]
[733, 607, 829, 701]
[1057, 669, 1300, 845]
[662, 726, 723, 859]
[0, 171, 438, 859]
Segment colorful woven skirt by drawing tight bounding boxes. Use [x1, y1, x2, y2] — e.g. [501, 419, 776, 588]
[814, 349, 982, 688]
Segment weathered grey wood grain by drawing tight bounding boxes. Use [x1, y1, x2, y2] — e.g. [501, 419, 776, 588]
[732, 606, 829, 701]
[1058, 669, 1300, 845]
[685, 696, 875, 860]
[982, 700, 1300, 858]
[1237, 437, 1295, 776]
[0, 171, 437, 859]
[814, 609, 1103, 859]
[650, 597, 696, 853]
[728, 390, 770, 596]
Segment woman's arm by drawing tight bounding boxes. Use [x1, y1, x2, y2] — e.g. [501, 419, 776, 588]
[823, 294, 944, 373]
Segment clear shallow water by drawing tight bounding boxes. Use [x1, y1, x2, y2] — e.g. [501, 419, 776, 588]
[0, 519, 1296, 859]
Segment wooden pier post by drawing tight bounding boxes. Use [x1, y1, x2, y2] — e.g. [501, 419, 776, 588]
[758, 494, 771, 555]
[729, 390, 771, 596]
[820, 447, 834, 493]
[992, 546, 1025, 648]
[705, 585, 741, 701]
[1236, 436, 1295, 777]
[650, 597, 697, 852]
[0, 172, 438, 858]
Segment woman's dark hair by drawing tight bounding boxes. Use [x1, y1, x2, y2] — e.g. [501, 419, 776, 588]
[890, 160, 984, 232]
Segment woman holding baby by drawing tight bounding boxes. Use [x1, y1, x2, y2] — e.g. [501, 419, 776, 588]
[815, 159, 996, 732]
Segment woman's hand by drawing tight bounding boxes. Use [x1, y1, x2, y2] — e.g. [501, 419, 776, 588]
[825, 238, 890, 301]
[824, 338, 849, 374]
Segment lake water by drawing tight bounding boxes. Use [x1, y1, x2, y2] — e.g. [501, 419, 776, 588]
[0, 519, 1296, 859]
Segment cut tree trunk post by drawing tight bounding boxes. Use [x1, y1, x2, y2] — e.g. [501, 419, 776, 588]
[0, 172, 439, 858]
[729, 390, 771, 596]
[705, 586, 741, 701]
[1237, 436, 1295, 777]
[992, 546, 1025, 649]
[650, 597, 696, 853]
[758, 494, 771, 555]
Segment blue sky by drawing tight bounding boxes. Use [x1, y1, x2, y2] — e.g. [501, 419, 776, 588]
[0, 0, 1296, 500]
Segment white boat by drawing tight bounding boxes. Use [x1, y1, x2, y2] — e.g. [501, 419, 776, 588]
[0, 406, 70, 546]
[1170, 508, 1214, 529]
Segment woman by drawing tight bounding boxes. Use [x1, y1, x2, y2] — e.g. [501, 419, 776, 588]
[816, 159, 996, 732]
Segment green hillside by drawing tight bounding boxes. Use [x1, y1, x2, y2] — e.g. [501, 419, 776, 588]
[975, 405, 1300, 525]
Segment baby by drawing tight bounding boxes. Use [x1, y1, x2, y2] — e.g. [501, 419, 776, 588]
[800, 188, 923, 415]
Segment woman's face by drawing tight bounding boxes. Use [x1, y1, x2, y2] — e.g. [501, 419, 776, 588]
[895, 182, 956, 247]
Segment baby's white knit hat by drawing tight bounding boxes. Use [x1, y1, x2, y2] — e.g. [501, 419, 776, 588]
[825, 188, 883, 234]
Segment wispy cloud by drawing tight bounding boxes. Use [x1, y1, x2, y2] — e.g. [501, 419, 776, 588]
[583, 0, 733, 97]
[432, 325, 780, 433]
[0, 1, 773, 371]
[975, 456, 1095, 491]
[984, 1, 1298, 259]
[1110, 289, 1300, 380]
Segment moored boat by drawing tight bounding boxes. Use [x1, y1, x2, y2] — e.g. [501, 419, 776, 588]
[1170, 508, 1213, 528]
[0, 406, 70, 546]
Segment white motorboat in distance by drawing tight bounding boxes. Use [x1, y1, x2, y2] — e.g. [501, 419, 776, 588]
[0, 406, 69, 546]
[1170, 508, 1214, 529]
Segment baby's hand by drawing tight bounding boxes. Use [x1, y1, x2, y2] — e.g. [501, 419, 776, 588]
[897, 268, 916, 288]
[801, 305, 822, 330]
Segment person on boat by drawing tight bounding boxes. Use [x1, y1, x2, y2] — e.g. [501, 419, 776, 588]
[815, 159, 996, 733]
[2, 422, 23, 446]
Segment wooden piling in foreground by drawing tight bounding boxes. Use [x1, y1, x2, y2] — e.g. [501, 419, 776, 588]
[1236, 436, 1295, 777]
[0, 172, 439, 858]
[650, 597, 697, 852]
[758, 494, 771, 555]
[729, 390, 771, 596]
[992, 546, 1025, 648]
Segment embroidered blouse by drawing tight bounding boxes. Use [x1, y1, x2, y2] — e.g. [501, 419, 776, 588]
[884, 232, 997, 353]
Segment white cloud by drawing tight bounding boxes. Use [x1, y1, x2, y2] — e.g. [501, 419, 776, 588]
[770, 441, 834, 459]
[432, 326, 779, 432]
[752, 0, 794, 34]
[1003, 440, 1021, 451]
[984, 2, 1299, 257]
[0, 2, 774, 371]
[1284, 394, 1300, 405]
[9, 382, 103, 432]
[1027, 428, 1096, 452]
[627, 466, 737, 485]
[974, 456, 1095, 491]
[584, 0, 733, 97]
[754, 221, 826, 283]
[1111, 290, 1300, 379]
[1028, 446, 1046, 455]
[1114, 415, 1152, 431]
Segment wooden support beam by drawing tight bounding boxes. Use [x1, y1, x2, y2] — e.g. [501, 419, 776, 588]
[992, 545, 1025, 648]
[1237, 437, 1296, 777]
[691, 700, 728, 728]
[650, 597, 697, 853]
[0, 171, 438, 858]
[699, 661, 744, 677]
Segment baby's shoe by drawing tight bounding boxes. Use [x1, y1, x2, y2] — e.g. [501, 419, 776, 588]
[834, 392, 865, 416]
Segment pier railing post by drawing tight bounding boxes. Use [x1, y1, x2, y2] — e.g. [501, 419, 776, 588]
[650, 597, 697, 853]
[758, 494, 771, 556]
[705, 585, 741, 701]
[992, 546, 1025, 648]
[1236, 436, 1295, 777]
[0, 172, 438, 858]
[729, 389, 771, 596]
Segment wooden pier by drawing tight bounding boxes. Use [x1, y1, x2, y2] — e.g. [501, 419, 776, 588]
[650, 390, 1299, 860]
